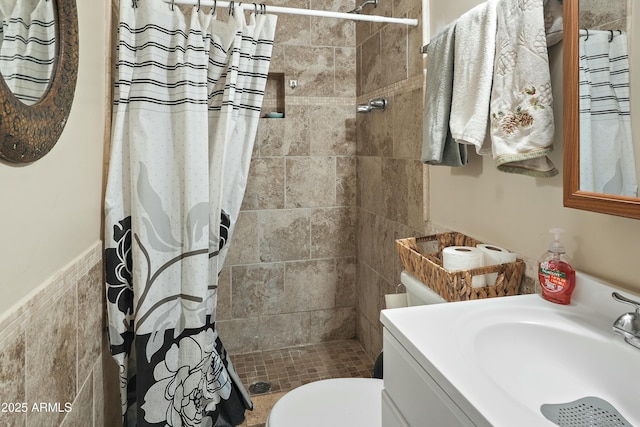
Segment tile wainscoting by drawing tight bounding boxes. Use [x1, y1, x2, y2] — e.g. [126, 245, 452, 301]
[0, 242, 121, 427]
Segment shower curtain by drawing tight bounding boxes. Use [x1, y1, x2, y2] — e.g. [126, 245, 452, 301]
[104, 1, 276, 425]
[578, 30, 637, 197]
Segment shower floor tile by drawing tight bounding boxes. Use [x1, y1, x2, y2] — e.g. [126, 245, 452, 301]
[232, 339, 374, 427]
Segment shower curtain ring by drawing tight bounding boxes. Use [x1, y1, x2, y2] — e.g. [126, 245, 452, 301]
[197, 0, 201, 11]
[229, 1, 234, 16]
[131, 0, 138, 8]
[254, 3, 258, 15]
[170, 0, 175, 11]
[211, 0, 217, 14]
[609, 30, 614, 42]
[260, 3, 266, 14]
[584, 28, 589, 41]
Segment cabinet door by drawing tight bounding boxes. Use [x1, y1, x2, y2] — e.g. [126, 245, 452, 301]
[382, 390, 410, 427]
[383, 330, 475, 427]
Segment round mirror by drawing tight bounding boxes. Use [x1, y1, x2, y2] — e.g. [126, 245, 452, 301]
[0, 0, 78, 164]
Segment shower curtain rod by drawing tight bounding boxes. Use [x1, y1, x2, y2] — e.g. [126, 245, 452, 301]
[161, 0, 419, 26]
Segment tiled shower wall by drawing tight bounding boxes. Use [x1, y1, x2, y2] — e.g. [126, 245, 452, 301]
[0, 244, 121, 427]
[354, 0, 427, 360]
[216, 0, 359, 353]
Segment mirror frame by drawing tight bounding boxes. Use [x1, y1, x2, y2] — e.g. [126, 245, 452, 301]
[563, 0, 640, 219]
[0, 0, 79, 164]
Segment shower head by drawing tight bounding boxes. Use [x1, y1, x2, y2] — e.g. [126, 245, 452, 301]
[348, 0, 378, 14]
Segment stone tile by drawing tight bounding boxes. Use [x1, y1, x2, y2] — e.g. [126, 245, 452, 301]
[309, 105, 356, 156]
[309, 307, 356, 342]
[393, 88, 423, 159]
[258, 312, 311, 350]
[356, 95, 394, 157]
[357, 258, 382, 326]
[311, 207, 356, 258]
[60, 372, 93, 427]
[92, 359, 105, 427]
[285, 157, 336, 208]
[336, 156, 356, 206]
[217, 318, 261, 354]
[310, 0, 355, 46]
[360, 33, 382, 94]
[407, 159, 426, 230]
[255, 118, 286, 157]
[382, 157, 409, 224]
[356, 156, 383, 215]
[335, 47, 357, 97]
[0, 331, 26, 427]
[226, 211, 260, 266]
[259, 209, 310, 262]
[285, 259, 336, 311]
[77, 263, 103, 391]
[25, 288, 77, 427]
[217, 267, 232, 321]
[282, 105, 311, 156]
[284, 46, 335, 97]
[242, 158, 285, 210]
[269, 0, 310, 46]
[335, 257, 356, 308]
[232, 264, 286, 318]
[356, 209, 376, 268]
[380, 23, 408, 87]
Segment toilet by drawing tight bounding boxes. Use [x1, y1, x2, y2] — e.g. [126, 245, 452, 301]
[265, 271, 445, 427]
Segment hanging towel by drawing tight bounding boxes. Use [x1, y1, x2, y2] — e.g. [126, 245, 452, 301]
[579, 31, 637, 197]
[449, 0, 498, 154]
[543, 0, 563, 47]
[422, 22, 468, 167]
[489, 0, 557, 177]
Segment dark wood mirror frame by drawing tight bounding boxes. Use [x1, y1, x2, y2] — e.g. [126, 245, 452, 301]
[0, 0, 79, 164]
[563, 0, 640, 219]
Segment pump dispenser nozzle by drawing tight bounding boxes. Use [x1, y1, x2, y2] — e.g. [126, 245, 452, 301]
[548, 228, 566, 254]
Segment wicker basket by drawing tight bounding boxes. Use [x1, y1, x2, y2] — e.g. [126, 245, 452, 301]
[396, 232, 525, 302]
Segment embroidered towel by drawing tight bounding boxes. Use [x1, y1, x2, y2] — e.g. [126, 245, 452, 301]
[449, 0, 498, 154]
[489, 0, 557, 177]
[422, 22, 468, 167]
[579, 31, 637, 197]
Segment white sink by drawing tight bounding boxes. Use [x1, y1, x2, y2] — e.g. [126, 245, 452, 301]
[381, 272, 640, 426]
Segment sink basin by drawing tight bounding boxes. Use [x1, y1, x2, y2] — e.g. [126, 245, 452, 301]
[381, 272, 640, 426]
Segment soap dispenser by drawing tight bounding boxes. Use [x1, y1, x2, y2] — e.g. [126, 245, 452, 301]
[538, 228, 576, 305]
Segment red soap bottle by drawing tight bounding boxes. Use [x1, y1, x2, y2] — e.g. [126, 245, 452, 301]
[538, 228, 576, 305]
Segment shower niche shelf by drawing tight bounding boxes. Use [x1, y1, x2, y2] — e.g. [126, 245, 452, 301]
[261, 72, 285, 119]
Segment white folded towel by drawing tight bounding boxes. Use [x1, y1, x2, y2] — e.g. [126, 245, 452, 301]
[489, 0, 557, 177]
[579, 31, 637, 196]
[449, 0, 498, 154]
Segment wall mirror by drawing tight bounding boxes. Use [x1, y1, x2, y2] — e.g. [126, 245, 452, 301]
[563, 0, 640, 219]
[0, 0, 78, 164]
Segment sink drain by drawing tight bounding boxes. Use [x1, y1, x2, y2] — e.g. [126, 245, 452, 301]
[249, 381, 272, 395]
[541, 396, 632, 426]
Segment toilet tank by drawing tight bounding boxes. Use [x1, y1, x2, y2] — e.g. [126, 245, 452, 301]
[400, 271, 446, 306]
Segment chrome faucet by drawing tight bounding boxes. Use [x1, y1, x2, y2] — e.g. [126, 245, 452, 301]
[612, 292, 640, 349]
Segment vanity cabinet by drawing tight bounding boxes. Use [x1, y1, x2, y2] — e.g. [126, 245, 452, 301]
[381, 329, 475, 427]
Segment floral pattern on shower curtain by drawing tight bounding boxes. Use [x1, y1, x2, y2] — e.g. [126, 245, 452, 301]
[104, 1, 276, 425]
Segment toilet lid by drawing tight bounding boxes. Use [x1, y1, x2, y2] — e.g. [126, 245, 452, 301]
[267, 378, 383, 427]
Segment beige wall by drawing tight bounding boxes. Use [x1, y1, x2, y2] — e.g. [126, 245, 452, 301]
[0, 0, 109, 316]
[0, 1, 119, 425]
[429, 0, 640, 293]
